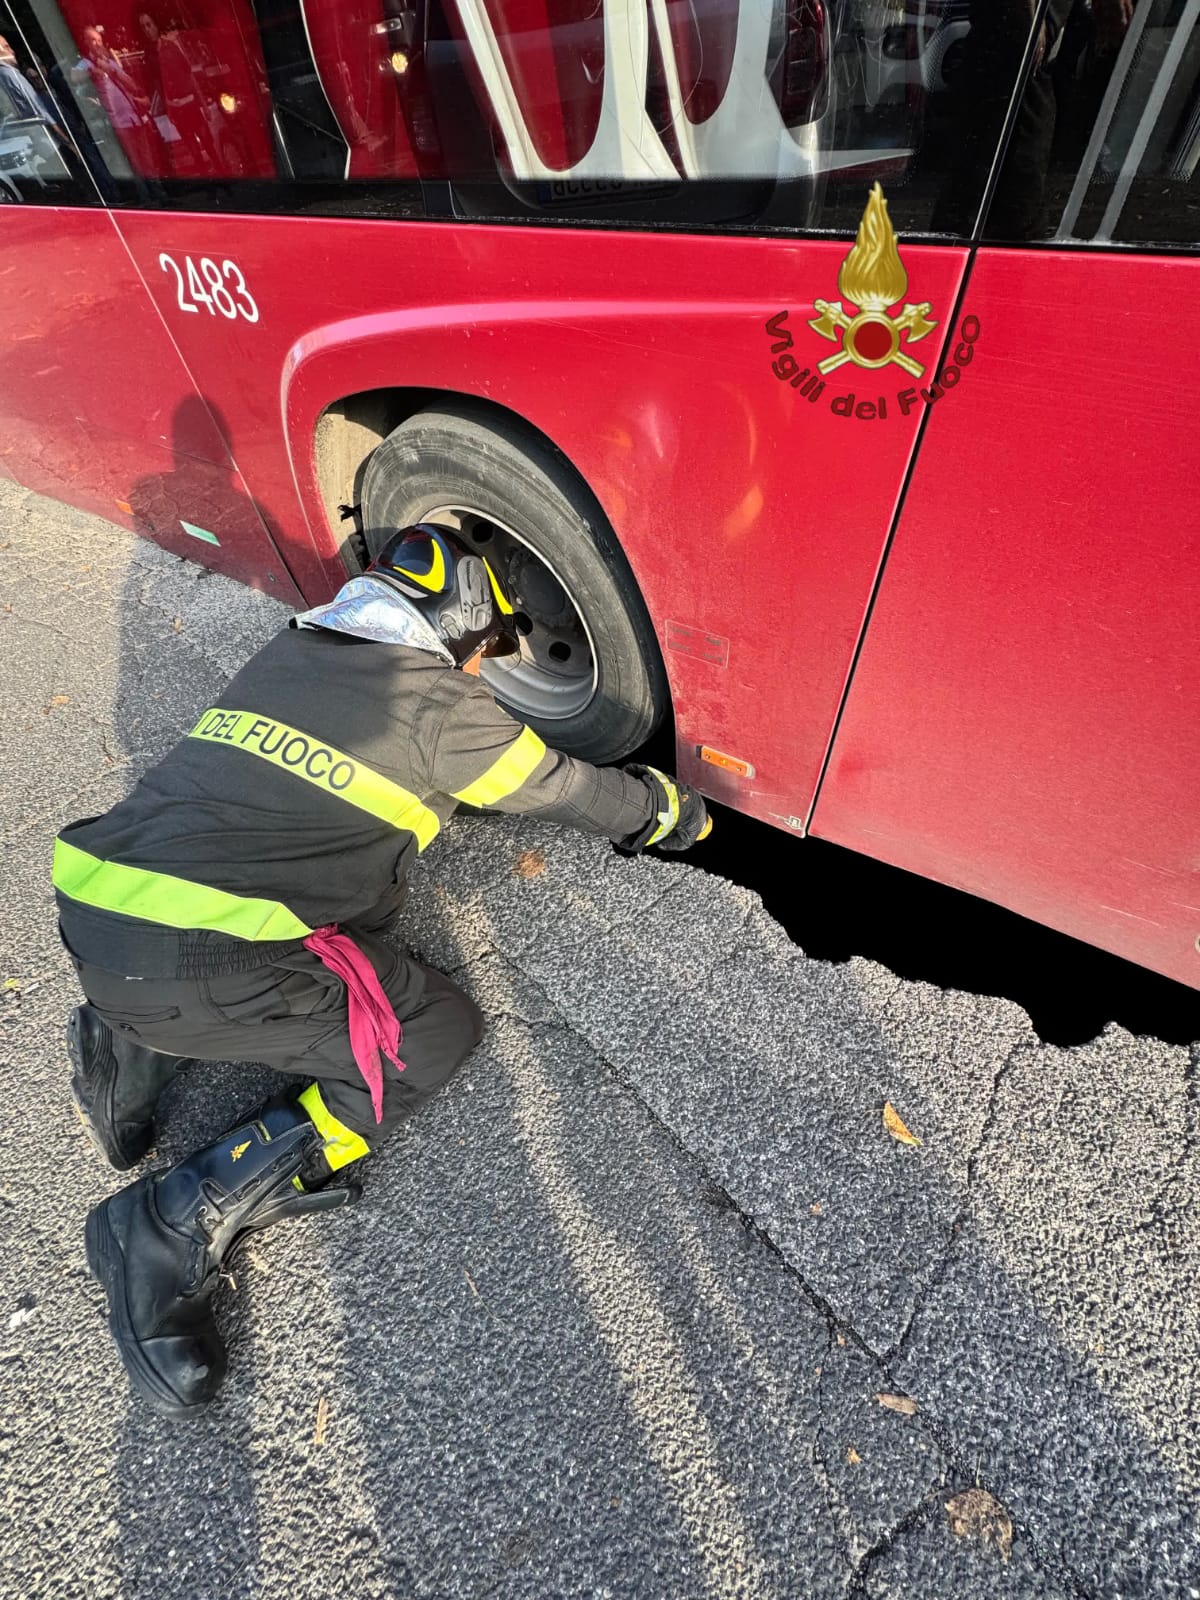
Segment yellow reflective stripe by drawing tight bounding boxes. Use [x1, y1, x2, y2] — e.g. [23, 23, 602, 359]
[451, 725, 547, 808]
[644, 768, 681, 846]
[299, 1083, 370, 1171]
[52, 837, 311, 941]
[189, 708, 440, 851]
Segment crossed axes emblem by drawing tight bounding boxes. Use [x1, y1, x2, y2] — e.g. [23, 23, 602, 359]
[807, 182, 938, 377]
[808, 298, 938, 378]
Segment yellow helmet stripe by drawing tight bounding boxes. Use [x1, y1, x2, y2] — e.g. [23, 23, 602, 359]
[390, 538, 446, 595]
[482, 556, 514, 616]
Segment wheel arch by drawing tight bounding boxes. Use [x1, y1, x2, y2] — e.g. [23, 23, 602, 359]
[312, 385, 624, 579]
[307, 383, 672, 755]
[279, 310, 696, 762]
[355, 401, 673, 759]
[280, 307, 691, 640]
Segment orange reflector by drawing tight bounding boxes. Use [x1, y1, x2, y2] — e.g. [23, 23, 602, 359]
[699, 745, 754, 779]
[115, 499, 133, 515]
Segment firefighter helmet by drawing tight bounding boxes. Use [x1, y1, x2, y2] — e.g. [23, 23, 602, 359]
[366, 524, 517, 667]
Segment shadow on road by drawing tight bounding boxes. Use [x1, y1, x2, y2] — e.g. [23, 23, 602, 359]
[628, 724, 1200, 1052]
[303, 826, 1199, 1597]
[93, 418, 293, 1595]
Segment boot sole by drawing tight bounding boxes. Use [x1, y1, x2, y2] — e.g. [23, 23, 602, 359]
[84, 1200, 210, 1421]
[68, 1008, 151, 1172]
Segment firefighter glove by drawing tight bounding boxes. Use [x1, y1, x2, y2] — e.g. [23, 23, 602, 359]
[620, 765, 712, 853]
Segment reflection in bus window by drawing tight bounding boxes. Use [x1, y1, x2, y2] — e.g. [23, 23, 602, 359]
[423, 0, 1030, 230]
[17, 0, 1061, 235]
[930, 0, 1067, 239]
[0, 26, 73, 197]
[297, 0, 425, 178]
[436, 0, 844, 184]
[984, 0, 1200, 249]
[249, 0, 349, 179]
[45, 0, 277, 179]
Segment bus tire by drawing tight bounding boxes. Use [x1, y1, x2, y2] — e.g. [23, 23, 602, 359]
[359, 403, 668, 764]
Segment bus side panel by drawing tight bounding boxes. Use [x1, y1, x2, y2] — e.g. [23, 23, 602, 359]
[813, 249, 1200, 989]
[0, 206, 302, 602]
[111, 208, 966, 823]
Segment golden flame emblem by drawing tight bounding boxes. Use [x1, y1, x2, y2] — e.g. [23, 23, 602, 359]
[809, 185, 937, 378]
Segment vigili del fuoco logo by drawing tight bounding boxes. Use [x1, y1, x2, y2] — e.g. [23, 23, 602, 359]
[764, 183, 981, 421]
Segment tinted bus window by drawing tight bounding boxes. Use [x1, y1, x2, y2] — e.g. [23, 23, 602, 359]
[29, 0, 278, 182]
[0, 1, 95, 200]
[982, 0, 1200, 249]
[14, 0, 1039, 234]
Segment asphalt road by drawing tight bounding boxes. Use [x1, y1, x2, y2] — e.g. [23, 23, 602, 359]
[1, 479, 1197, 1600]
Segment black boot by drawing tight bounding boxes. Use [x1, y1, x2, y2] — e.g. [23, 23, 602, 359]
[85, 1101, 356, 1419]
[68, 1005, 185, 1170]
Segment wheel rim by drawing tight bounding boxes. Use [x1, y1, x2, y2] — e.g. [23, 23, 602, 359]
[420, 505, 598, 721]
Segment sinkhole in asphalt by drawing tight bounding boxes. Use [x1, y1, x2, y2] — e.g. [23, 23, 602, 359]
[671, 807, 1200, 1051]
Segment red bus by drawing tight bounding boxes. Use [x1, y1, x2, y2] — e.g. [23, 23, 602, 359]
[1, 0, 1197, 988]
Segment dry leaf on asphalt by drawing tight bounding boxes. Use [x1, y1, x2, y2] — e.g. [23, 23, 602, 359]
[875, 1392, 919, 1417]
[314, 1396, 329, 1445]
[514, 849, 547, 879]
[846, 1447, 862, 1465]
[882, 1101, 923, 1147]
[946, 1488, 1013, 1562]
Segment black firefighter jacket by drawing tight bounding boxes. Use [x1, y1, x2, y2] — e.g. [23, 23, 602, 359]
[53, 625, 656, 979]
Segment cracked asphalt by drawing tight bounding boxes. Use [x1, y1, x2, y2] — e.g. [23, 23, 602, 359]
[1, 477, 1198, 1600]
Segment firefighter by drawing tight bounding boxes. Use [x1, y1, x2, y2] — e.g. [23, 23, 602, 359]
[55, 525, 710, 1419]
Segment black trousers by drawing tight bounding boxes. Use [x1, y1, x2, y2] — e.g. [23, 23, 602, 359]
[73, 924, 484, 1147]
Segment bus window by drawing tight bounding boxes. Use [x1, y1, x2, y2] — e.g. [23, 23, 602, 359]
[0, 4, 91, 200]
[1056, 0, 1200, 249]
[250, 0, 355, 180]
[260, 0, 431, 180]
[28, 0, 277, 180]
[442, 0, 609, 176]
[13, 0, 1039, 233]
[425, 0, 1038, 232]
[978, 0, 1200, 250]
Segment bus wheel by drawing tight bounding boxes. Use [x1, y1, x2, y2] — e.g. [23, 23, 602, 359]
[359, 403, 668, 764]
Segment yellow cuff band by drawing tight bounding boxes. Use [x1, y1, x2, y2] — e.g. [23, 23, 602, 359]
[644, 767, 681, 845]
[299, 1083, 370, 1172]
